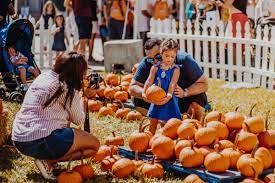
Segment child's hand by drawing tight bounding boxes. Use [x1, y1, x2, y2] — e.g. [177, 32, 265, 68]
[154, 96, 171, 106]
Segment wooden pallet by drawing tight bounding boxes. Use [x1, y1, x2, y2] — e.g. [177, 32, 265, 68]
[118, 147, 273, 183]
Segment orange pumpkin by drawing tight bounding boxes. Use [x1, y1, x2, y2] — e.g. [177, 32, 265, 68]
[84, 87, 97, 99]
[112, 158, 136, 179]
[254, 147, 272, 169]
[218, 140, 235, 150]
[126, 110, 143, 121]
[269, 149, 275, 168]
[204, 110, 225, 124]
[177, 121, 199, 140]
[57, 159, 83, 183]
[121, 74, 133, 83]
[93, 145, 118, 163]
[183, 174, 205, 183]
[101, 147, 121, 172]
[96, 84, 106, 98]
[235, 124, 258, 152]
[224, 107, 245, 130]
[106, 102, 119, 113]
[151, 135, 175, 160]
[174, 140, 192, 159]
[129, 120, 152, 152]
[138, 156, 164, 178]
[105, 73, 120, 86]
[195, 126, 217, 147]
[115, 105, 131, 119]
[98, 106, 115, 117]
[120, 81, 130, 92]
[114, 90, 128, 102]
[237, 143, 264, 177]
[145, 78, 166, 102]
[206, 121, 229, 140]
[221, 147, 243, 169]
[105, 132, 124, 146]
[162, 118, 182, 139]
[198, 146, 215, 157]
[179, 141, 204, 168]
[88, 100, 103, 112]
[104, 87, 116, 99]
[73, 158, 94, 180]
[244, 104, 265, 134]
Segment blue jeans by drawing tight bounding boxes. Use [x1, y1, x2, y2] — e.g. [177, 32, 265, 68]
[13, 128, 74, 160]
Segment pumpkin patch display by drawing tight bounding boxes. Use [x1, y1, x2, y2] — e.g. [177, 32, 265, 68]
[145, 78, 166, 102]
[138, 156, 164, 178]
[151, 135, 175, 160]
[105, 132, 124, 146]
[162, 118, 182, 139]
[112, 158, 136, 179]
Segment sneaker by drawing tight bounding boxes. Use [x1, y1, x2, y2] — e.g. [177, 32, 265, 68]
[34, 159, 56, 180]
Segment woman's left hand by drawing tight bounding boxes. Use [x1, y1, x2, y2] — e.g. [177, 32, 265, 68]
[174, 85, 184, 98]
[154, 96, 171, 106]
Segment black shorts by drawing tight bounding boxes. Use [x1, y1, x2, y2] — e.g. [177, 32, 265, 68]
[75, 16, 92, 39]
[133, 92, 208, 113]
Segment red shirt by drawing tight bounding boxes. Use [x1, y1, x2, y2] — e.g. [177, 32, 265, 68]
[72, 0, 91, 17]
[231, 12, 248, 38]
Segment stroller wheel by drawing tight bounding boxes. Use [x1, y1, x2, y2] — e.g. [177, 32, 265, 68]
[0, 88, 6, 99]
[10, 92, 24, 103]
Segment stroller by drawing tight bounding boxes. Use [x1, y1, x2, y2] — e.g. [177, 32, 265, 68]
[0, 19, 40, 103]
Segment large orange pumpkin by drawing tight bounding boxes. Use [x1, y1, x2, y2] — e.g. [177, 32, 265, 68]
[235, 124, 258, 152]
[179, 142, 204, 168]
[162, 118, 182, 139]
[177, 121, 199, 140]
[129, 120, 152, 152]
[195, 126, 217, 147]
[101, 147, 121, 172]
[105, 132, 124, 146]
[151, 135, 175, 160]
[206, 121, 229, 140]
[105, 73, 120, 86]
[224, 107, 245, 130]
[73, 158, 94, 180]
[138, 156, 164, 178]
[112, 158, 136, 179]
[145, 78, 166, 102]
[174, 140, 192, 159]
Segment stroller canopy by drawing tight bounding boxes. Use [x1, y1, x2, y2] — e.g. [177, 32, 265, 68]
[0, 19, 34, 49]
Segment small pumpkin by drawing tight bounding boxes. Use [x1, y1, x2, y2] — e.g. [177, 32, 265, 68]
[174, 140, 192, 159]
[106, 102, 119, 113]
[104, 87, 116, 99]
[101, 147, 121, 172]
[151, 135, 175, 160]
[204, 143, 230, 173]
[105, 73, 120, 86]
[120, 81, 130, 92]
[126, 110, 143, 121]
[179, 141, 204, 168]
[57, 159, 83, 183]
[218, 140, 235, 150]
[244, 104, 265, 134]
[206, 121, 229, 140]
[112, 158, 136, 179]
[98, 106, 115, 117]
[183, 174, 205, 183]
[254, 146, 272, 169]
[138, 156, 164, 178]
[224, 107, 245, 130]
[115, 102, 131, 119]
[105, 132, 124, 146]
[258, 111, 275, 148]
[242, 167, 264, 183]
[195, 125, 217, 147]
[221, 147, 243, 169]
[237, 142, 264, 177]
[129, 120, 152, 152]
[177, 121, 200, 140]
[235, 123, 258, 152]
[93, 145, 118, 163]
[73, 153, 95, 180]
[88, 100, 103, 112]
[121, 74, 133, 83]
[145, 77, 166, 102]
[114, 90, 128, 102]
[162, 118, 182, 139]
[204, 110, 225, 124]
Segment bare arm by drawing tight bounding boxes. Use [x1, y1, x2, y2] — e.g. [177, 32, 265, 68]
[167, 68, 180, 95]
[143, 66, 158, 94]
[128, 79, 145, 99]
[64, 31, 69, 45]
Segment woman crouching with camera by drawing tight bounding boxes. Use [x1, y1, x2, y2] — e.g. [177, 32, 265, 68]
[12, 52, 100, 180]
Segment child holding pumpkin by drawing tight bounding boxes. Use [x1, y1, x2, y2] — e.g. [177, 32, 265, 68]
[143, 39, 181, 135]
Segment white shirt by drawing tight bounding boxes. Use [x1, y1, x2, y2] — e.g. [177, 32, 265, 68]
[137, 0, 150, 32]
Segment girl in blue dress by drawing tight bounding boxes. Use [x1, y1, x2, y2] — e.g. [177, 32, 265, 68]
[143, 39, 181, 135]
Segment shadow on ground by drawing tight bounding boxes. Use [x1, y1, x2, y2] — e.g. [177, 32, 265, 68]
[0, 146, 20, 171]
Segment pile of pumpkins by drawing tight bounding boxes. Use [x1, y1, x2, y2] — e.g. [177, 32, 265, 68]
[126, 105, 275, 182]
[84, 64, 143, 121]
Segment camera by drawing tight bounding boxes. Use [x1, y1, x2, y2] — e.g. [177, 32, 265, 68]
[87, 72, 103, 89]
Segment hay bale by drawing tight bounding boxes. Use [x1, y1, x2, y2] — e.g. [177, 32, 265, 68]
[0, 110, 9, 146]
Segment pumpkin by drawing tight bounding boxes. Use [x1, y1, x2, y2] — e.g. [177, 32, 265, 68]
[254, 147, 272, 169]
[105, 132, 124, 146]
[88, 100, 103, 112]
[237, 143, 264, 177]
[93, 145, 118, 163]
[221, 147, 243, 169]
[84, 87, 97, 99]
[132, 63, 139, 74]
[115, 102, 131, 119]
[224, 107, 245, 130]
[204, 143, 230, 173]
[179, 141, 204, 168]
[73, 154, 94, 180]
[174, 140, 192, 159]
[151, 135, 175, 160]
[112, 158, 136, 179]
[120, 81, 130, 92]
[106, 102, 119, 113]
[206, 121, 229, 140]
[129, 120, 152, 152]
[104, 87, 116, 99]
[259, 130, 275, 148]
[132, 151, 144, 168]
[198, 146, 215, 157]
[235, 123, 258, 152]
[126, 110, 143, 121]
[105, 73, 120, 86]
[138, 156, 164, 178]
[145, 78, 166, 102]
[243, 104, 265, 134]
[114, 90, 128, 102]
[98, 106, 115, 117]
[101, 147, 121, 172]
[149, 134, 163, 148]
[96, 84, 106, 98]
[177, 121, 199, 140]
[218, 140, 235, 150]
[183, 174, 205, 183]
[57, 159, 83, 183]
[204, 110, 225, 124]
[242, 167, 264, 183]
[263, 168, 275, 183]
[269, 149, 275, 167]
[162, 118, 182, 139]
[121, 74, 133, 83]
[195, 125, 217, 147]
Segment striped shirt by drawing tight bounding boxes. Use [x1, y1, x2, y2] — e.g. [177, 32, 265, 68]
[12, 70, 85, 142]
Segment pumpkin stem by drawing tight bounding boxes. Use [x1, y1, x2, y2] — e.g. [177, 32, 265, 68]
[110, 145, 114, 158]
[152, 156, 155, 165]
[251, 141, 259, 158]
[265, 110, 270, 130]
[235, 106, 239, 112]
[249, 104, 257, 117]
[157, 77, 161, 88]
[112, 131, 116, 137]
[139, 118, 146, 132]
[214, 140, 221, 152]
[135, 151, 139, 161]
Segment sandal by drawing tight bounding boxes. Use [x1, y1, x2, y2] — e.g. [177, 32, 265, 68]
[34, 159, 56, 180]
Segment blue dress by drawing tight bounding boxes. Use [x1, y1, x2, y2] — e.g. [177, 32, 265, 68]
[148, 64, 182, 121]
